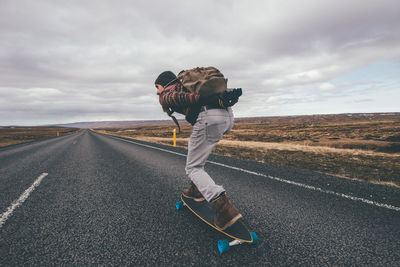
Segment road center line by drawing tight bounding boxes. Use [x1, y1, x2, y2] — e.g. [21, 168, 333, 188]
[0, 172, 48, 228]
[108, 135, 400, 212]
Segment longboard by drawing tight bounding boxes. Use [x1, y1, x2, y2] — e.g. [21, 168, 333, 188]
[176, 194, 258, 254]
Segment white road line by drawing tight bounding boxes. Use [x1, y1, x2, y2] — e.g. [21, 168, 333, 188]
[108, 135, 400, 212]
[0, 173, 48, 228]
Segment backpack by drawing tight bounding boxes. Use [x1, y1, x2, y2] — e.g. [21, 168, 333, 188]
[177, 66, 227, 95]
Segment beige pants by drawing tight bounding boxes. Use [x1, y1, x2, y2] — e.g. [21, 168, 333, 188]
[185, 107, 234, 202]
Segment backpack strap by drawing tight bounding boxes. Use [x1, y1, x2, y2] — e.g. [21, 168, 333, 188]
[163, 106, 181, 133]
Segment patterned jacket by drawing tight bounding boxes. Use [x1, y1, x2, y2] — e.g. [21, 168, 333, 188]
[158, 82, 201, 125]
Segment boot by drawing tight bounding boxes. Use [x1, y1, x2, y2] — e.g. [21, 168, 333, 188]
[183, 182, 205, 202]
[212, 193, 242, 230]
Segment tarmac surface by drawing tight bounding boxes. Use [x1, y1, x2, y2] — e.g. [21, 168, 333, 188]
[1, 130, 399, 266]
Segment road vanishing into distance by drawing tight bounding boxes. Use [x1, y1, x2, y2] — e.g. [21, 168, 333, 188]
[1, 130, 399, 266]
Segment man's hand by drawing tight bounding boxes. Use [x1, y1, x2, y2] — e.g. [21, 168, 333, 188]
[198, 88, 242, 108]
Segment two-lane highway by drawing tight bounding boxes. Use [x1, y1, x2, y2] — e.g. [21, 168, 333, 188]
[1, 130, 399, 265]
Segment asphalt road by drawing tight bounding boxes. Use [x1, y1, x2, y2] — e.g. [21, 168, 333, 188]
[1, 130, 399, 266]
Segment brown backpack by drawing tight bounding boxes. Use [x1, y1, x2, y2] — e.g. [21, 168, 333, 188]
[177, 66, 227, 95]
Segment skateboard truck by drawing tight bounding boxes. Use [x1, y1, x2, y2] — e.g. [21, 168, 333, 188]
[217, 232, 258, 254]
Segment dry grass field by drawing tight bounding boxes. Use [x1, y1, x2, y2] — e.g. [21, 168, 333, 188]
[0, 127, 80, 148]
[97, 115, 400, 187]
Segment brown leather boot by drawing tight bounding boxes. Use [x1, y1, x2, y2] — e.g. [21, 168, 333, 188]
[183, 182, 205, 202]
[212, 193, 242, 230]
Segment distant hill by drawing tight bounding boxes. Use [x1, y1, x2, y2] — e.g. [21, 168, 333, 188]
[55, 112, 400, 129]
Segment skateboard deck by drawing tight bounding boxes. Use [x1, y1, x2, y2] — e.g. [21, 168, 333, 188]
[176, 194, 258, 253]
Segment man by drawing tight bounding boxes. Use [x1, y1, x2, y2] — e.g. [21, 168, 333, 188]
[155, 70, 242, 230]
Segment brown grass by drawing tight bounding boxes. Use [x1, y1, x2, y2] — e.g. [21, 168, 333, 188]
[0, 127, 80, 148]
[95, 118, 400, 187]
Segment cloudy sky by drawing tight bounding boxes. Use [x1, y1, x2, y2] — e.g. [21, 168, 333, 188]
[0, 0, 399, 125]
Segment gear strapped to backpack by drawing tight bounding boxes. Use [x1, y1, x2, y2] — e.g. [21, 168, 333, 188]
[166, 67, 228, 133]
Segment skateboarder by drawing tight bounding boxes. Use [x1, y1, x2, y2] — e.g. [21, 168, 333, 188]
[155, 70, 243, 230]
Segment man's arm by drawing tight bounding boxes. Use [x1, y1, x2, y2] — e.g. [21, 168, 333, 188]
[159, 88, 200, 109]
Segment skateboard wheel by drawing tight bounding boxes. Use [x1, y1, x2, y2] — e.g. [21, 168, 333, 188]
[217, 239, 230, 254]
[175, 201, 184, 210]
[250, 232, 258, 244]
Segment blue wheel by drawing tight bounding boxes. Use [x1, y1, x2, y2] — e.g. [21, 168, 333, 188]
[250, 232, 258, 244]
[175, 201, 184, 210]
[218, 239, 230, 254]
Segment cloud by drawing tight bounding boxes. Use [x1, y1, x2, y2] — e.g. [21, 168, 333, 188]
[320, 83, 336, 91]
[0, 0, 399, 125]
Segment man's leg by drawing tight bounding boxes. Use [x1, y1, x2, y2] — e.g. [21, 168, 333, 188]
[185, 111, 228, 202]
[186, 108, 241, 230]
